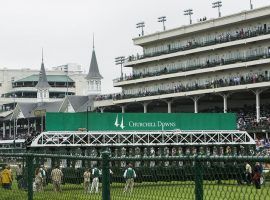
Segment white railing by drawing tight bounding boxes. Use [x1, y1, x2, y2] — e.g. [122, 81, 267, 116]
[30, 130, 255, 147]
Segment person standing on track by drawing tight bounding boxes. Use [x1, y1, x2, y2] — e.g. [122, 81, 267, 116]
[245, 162, 252, 185]
[253, 162, 262, 189]
[51, 165, 63, 192]
[1, 165, 13, 190]
[83, 168, 91, 193]
[123, 163, 137, 194]
[90, 165, 101, 193]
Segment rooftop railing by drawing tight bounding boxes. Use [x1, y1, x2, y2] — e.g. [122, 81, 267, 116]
[126, 27, 270, 63]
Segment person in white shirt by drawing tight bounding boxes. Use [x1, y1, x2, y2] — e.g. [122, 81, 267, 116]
[245, 162, 252, 185]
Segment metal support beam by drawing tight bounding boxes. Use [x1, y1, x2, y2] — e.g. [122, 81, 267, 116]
[30, 130, 255, 147]
[26, 155, 34, 200]
[102, 151, 111, 200]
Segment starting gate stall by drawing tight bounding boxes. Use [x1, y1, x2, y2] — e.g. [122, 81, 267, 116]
[27, 113, 257, 183]
[29, 130, 255, 183]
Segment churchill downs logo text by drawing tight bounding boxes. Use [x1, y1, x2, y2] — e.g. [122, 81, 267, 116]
[114, 114, 176, 130]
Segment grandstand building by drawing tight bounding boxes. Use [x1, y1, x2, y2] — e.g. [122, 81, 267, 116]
[94, 6, 270, 138]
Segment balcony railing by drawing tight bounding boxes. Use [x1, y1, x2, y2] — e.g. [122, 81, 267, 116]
[1, 92, 75, 98]
[114, 53, 270, 83]
[126, 27, 270, 63]
[13, 84, 76, 88]
[95, 93, 122, 101]
[98, 73, 270, 101]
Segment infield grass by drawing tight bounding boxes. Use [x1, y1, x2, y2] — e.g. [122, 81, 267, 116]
[0, 181, 270, 200]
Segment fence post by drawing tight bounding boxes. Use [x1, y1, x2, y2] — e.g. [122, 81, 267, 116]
[194, 157, 203, 200]
[26, 154, 34, 200]
[102, 151, 111, 200]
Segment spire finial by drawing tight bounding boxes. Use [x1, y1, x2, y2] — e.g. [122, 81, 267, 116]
[42, 48, 44, 63]
[93, 33, 95, 49]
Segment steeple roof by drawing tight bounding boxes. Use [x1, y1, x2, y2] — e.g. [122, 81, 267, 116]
[86, 38, 103, 80]
[35, 49, 51, 89]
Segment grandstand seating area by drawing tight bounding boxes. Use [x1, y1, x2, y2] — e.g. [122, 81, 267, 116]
[200, 104, 270, 131]
[96, 72, 270, 101]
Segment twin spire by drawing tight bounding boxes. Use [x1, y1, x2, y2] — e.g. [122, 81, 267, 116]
[35, 48, 50, 89]
[36, 34, 103, 89]
[86, 34, 103, 80]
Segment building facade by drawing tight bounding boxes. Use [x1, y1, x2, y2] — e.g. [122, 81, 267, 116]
[0, 64, 86, 107]
[0, 44, 103, 140]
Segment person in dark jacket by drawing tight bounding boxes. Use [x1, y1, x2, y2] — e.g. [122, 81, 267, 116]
[253, 162, 262, 189]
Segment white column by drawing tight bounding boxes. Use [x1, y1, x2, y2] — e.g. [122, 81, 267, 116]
[100, 107, 104, 113]
[15, 119, 17, 139]
[27, 119, 30, 134]
[194, 101, 198, 113]
[223, 94, 228, 113]
[9, 121, 11, 138]
[3, 122, 5, 138]
[167, 101, 172, 113]
[13, 118, 15, 139]
[255, 90, 261, 123]
[218, 93, 230, 113]
[143, 102, 148, 113]
[34, 119, 37, 131]
[192, 96, 200, 113]
[121, 106, 125, 113]
[41, 116, 43, 132]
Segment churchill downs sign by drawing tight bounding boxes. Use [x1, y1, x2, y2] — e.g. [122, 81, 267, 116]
[114, 114, 176, 130]
[46, 113, 236, 131]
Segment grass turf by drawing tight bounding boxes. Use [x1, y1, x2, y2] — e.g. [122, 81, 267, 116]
[0, 181, 270, 200]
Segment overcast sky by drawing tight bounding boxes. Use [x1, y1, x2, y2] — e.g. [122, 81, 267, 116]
[0, 0, 270, 94]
